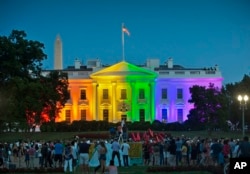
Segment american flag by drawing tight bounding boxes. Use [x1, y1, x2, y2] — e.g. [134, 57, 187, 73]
[122, 26, 130, 36]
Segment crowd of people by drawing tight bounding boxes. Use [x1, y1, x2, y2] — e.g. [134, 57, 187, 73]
[0, 127, 250, 174]
[141, 135, 250, 167]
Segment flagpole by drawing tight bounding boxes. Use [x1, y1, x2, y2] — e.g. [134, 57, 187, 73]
[122, 23, 125, 61]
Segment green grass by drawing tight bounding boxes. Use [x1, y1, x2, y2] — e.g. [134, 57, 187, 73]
[0, 130, 248, 142]
[88, 166, 212, 174]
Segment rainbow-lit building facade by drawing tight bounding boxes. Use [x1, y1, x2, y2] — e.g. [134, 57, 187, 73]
[43, 57, 223, 124]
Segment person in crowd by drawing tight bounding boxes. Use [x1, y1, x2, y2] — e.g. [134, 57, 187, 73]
[159, 141, 165, 166]
[210, 138, 222, 166]
[238, 136, 250, 158]
[175, 137, 182, 166]
[153, 142, 160, 166]
[41, 142, 48, 168]
[47, 144, 53, 168]
[199, 139, 208, 166]
[167, 138, 176, 167]
[121, 140, 130, 167]
[105, 160, 118, 174]
[163, 140, 169, 166]
[94, 141, 102, 173]
[122, 124, 128, 141]
[111, 138, 121, 167]
[78, 137, 91, 173]
[37, 144, 43, 167]
[28, 144, 36, 169]
[228, 138, 236, 158]
[54, 140, 63, 168]
[71, 140, 78, 172]
[109, 127, 116, 139]
[98, 141, 107, 174]
[181, 141, 188, 166]
[142, 140, 150, 165]
[190, 141, 198, 166]
[12, 144, 18, 163]
[64, 142, 73, 173]
[232, 140, 240, 158]
[222, 139, 230, 163]
[24, 146, 30, 168]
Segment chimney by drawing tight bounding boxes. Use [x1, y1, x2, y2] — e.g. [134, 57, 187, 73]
[74, 58, 81, 69]
[167, 57, 173, 68]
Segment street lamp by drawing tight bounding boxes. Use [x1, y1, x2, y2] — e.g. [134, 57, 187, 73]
[237, 94, 249, 137]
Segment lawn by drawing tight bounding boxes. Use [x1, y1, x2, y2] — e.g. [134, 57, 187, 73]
[0, 130, 247, 142]
[88, 166, 212, 174]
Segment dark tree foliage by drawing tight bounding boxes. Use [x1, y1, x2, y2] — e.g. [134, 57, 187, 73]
[187, 83, 228, 130]
[0, 30, 47, 130]
[0, 30, 69, 131]
[0, 30, 46, 84]
[40, 71, 70, 123]
[224, 74, 250, 125]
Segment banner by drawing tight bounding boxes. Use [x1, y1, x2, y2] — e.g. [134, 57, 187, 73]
[128, 142, 142, 158]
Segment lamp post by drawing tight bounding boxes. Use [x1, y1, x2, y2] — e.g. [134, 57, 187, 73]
[237, 94, 248, 137]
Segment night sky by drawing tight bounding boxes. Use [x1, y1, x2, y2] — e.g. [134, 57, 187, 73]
[1, 0, 250, 84]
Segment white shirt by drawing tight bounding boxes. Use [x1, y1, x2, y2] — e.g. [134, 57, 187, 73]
[121, 142, 130, 155]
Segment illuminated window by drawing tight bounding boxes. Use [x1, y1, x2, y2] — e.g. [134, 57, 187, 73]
[162, 109, 167, 120]
[162, 88, 167, 99]
[65, 110, 71, 123]
[177, 109, 183, 123]
[121, 115, 127, 122]
[121, 89, 127, 99]
[177, 88, 183, 99]
[103, 109, 109, 122]
[139, 109, 145, 122]
[139, 89, 145, 99]
[103, 89, 108, 99]
[80, 89, 86, 100]
[80, 109, 86, 120]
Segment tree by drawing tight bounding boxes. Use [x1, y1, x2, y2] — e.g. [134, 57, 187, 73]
[40, 71, 70, 123]
[0, 30, 47, 131]
[187, 83, 228, 131]
[0, 30, 69, 131]
[224, 74, 250, 128]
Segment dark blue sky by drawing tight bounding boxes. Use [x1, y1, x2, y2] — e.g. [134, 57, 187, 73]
[1, 0, 250, 84]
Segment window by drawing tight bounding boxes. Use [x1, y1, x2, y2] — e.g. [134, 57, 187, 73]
[139, 89, 145, 99]
[121, 89, 127, 99]
[139, 109, 145, 122]
[103, 89, 108, 99]
[103, 109, 109, 122]
[177, 88, 183, 99]
[80, 89, 86, 100]
[65, 110, 71, 123]
[162, 109, 168, 121]
[177, 109, 183, 123]
[80, 109, 86, 121]
[121, 115, 127, 122]
[162, 88, 167, 99]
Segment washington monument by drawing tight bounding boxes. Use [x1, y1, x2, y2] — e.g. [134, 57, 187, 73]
[54, 35, 63, 70]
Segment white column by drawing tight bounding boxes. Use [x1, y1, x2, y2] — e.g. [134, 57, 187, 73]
[92, 82, 97, 120]
[131, 81, 136, 122]
[112, 82, 117, 122]
[150, 81, 155, 122]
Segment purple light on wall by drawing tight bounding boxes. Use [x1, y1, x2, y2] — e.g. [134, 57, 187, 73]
[154, 77, 223, 123]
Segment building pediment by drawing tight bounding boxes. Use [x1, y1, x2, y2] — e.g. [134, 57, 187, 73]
[90, 61, 157, 79]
